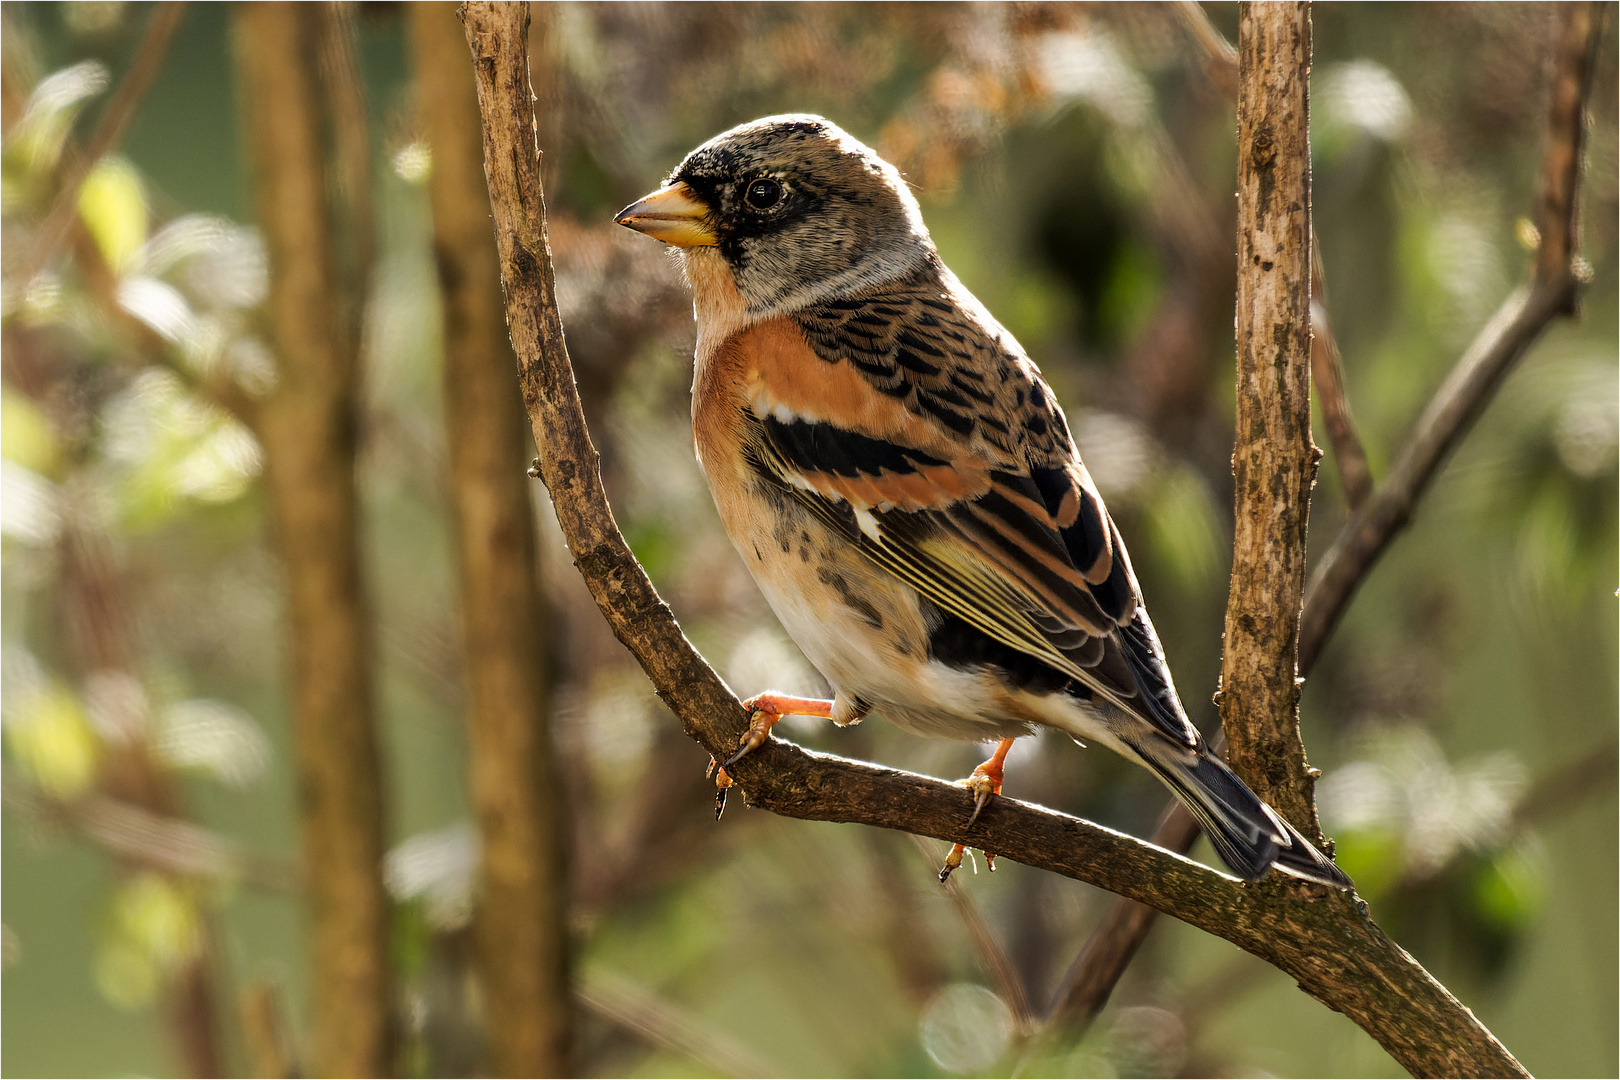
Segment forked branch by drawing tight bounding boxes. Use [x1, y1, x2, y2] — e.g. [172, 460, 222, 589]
[1049, 1, 1605, 1042]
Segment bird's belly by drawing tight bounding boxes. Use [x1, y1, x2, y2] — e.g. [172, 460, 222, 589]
[717, 484, 1028, 742]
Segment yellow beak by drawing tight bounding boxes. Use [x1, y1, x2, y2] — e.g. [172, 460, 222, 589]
[614, 183, 718, 247]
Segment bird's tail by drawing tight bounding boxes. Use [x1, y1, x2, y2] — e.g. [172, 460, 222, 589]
[1131, 736, 1352, 890]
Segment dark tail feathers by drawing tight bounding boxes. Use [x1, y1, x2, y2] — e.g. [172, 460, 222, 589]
[1136, 741, 1352, 890]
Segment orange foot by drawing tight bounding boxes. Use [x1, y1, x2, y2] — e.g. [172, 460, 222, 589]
[939, 737, 1016, 883]
[708, 692, 834, 820]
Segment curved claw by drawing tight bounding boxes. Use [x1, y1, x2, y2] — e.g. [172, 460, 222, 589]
[709, 758, 733, 820]
[965, 781, 995, 829]
[722, 707, 777, 770]
[962, 767, 1000, 828]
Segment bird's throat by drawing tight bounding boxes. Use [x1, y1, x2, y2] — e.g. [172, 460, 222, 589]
[681, 247, 757, 367]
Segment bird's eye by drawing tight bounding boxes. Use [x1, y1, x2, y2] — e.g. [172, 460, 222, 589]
[744, 177, 783, 210]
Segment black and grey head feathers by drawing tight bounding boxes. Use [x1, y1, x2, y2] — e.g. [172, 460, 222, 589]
[671, 115, 935, 315]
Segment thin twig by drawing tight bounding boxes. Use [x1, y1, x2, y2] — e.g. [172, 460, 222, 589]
[1508, 735, 1619, 838]
[461, 4, 1527, 1075]
[1174, 1, 1238, 98]
[3, 769, 299, 893]
[908, 834, 1035, 1033]
[1299, 1, 1603, 671]
[24, 2, 188, 282]
[579, 970, 785, 1079]
[1311, 242, 1374, 509]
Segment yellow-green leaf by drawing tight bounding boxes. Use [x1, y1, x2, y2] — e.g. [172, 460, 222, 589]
[4, 684, 101, 798]
[0, 390, 62, 476]
[77, 156, 147, 276]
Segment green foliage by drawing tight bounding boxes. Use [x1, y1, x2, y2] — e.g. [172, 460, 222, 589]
[95, 873, 203, 1010]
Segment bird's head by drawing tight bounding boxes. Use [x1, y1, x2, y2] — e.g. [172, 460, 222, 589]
[615, 115, 934, 317]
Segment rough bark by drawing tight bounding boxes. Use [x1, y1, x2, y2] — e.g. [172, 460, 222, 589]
[410, 4, 573, 1074]
[233, 5, 390, 1075]
[1220, 1, 1321, 837]
[460, 3, 1526, 1075]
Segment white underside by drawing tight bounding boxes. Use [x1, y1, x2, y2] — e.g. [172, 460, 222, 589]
[744, 520, 1136, 757]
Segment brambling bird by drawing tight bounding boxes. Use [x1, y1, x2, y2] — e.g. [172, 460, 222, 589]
[616, 115, 1349, 889]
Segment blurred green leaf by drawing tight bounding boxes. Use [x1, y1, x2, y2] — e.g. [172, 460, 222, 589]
[1328, 826, 1405, 901]
[77, 156, 148, 276]
[101, 369, 262, 528]
[622, 521, 675, 582]
[1472, 840, 1548, 933]
[1095, 240, 1162, 348]
[4, 683, 101, 799]
[0, 391, 62, 476]
[95, 873, 202, 1010]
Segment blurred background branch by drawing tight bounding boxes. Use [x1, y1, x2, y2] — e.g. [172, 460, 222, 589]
[411, 3, 573, 1074]
[22, 1, 186, 284]
[233, 4, 390, 1074]
[1312, 241, 1374, 509]
[1300, 0, 1606, 671]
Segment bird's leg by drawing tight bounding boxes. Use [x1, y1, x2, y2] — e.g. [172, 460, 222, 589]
[939, 737, 1016, 882]
[708, 692, 835, 820]
[727, 692, 835, 767]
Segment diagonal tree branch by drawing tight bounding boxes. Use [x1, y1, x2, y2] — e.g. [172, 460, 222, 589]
[907, 834, 1035, 1033]
[460, 3, 1526, 1075]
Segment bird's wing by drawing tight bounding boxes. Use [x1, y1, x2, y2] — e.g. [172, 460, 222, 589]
[739, 271, 1198, 748]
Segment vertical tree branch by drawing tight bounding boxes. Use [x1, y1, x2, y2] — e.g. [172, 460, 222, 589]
[316, 0, 376, 367]
[240, 980, 299, 1079]
[410, 4, 573, 1074]
[1220, 1, 1321, 837]
[233, 5, 390, 1074]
